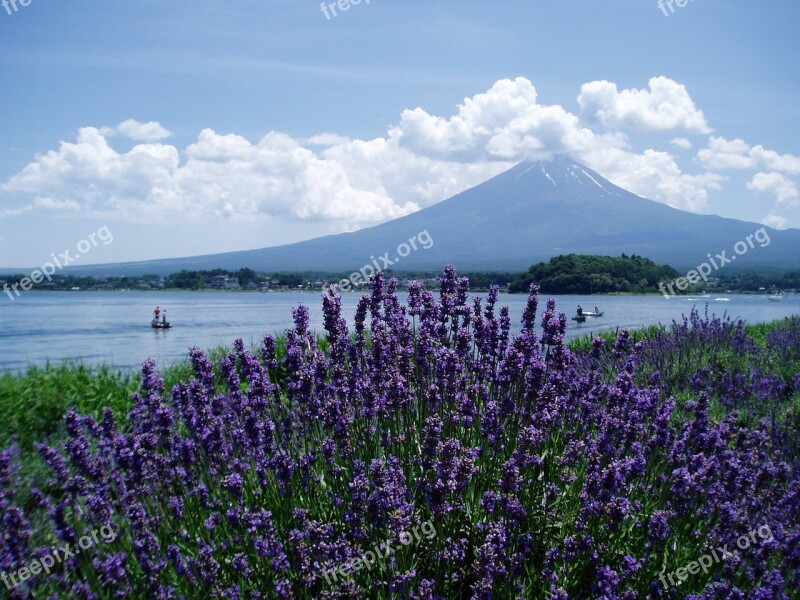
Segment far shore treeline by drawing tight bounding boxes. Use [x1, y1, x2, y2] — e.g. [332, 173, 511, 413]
[1, 254, 799, 295]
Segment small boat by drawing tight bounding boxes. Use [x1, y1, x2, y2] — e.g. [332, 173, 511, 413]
[151, 318, 173, 329]
[714, 297, 731, 302]
[582, 311, 604, 318]
[767, 295, 783, 302]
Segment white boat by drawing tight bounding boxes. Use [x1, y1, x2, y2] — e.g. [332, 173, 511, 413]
[767, 295, 783, 302]
[715, 297, 731, 302]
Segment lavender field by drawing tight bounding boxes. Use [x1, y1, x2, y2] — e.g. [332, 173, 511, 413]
[4, 0, 800, 597]
[1, 268, 798, 598]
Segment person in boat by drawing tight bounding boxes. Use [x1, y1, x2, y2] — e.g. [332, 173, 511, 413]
[577, 305, 583, 317]
[161, 310, 167, 325]
[594, 305, 599, 314]
[154, 306, 161, 321]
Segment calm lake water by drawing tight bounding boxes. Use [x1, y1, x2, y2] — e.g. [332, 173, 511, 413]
[1, 290, 797, 373]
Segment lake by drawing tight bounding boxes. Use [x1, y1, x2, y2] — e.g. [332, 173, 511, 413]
[0, 290, 797, 373]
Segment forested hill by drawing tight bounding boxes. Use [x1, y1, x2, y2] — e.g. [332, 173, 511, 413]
[508, 254, 680, 294]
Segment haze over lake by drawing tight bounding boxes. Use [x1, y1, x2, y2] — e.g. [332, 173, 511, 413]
[1, 291, 796, 372]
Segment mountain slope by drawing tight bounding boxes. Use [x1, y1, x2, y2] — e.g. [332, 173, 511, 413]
[66, 157, 800, 276]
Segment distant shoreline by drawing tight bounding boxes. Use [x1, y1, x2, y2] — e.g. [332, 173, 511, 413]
[11, 288, 782, 298]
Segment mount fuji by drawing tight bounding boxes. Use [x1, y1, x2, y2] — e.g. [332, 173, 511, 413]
[68, 157, 800, 276]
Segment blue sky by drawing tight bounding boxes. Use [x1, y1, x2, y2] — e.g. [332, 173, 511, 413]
[1, 0, 798, 267]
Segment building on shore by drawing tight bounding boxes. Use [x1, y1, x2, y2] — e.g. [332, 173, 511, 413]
[210, 275, 241, 290]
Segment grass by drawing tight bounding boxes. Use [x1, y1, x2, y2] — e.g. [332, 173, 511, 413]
[0, 362, 137, 451]
[0, 346, 237, 454]
[0, 331, 316, 458]
[566, 323, 664, 352]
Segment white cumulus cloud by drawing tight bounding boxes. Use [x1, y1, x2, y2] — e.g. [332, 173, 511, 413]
[670, 137, 692, 149]
[100, 119, 173, 142]
[578, 76, 712, 133]
[698, 136, 800, 175]
[763, 212, 788, 230]
[747, 172, 799, 206]
[697, 138, 800, 226]
[581, 147, 724, 212]
[0, 76, 790, 227]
